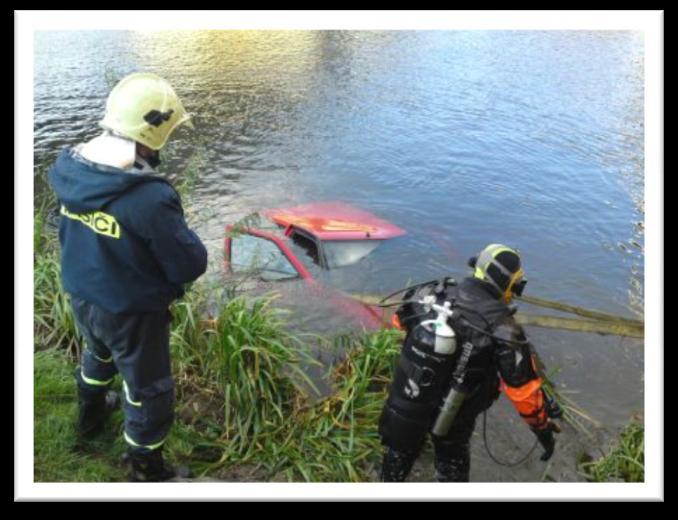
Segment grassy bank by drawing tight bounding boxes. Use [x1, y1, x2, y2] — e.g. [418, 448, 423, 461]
[579, 420, 645, 482]
[34, 290, 401, 482]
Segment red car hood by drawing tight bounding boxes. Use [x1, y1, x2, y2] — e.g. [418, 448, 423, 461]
[264, 201, 406, 241]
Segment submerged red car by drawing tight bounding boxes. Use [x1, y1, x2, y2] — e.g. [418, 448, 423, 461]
[224, 201, 406, 330]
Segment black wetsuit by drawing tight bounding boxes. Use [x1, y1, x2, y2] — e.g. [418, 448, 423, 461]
[378, 277, 547, 482]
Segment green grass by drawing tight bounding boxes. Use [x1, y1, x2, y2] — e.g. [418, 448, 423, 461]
[579, 421, 644, 482]
[33, 185, 82, 358]
[280, 329, 401, 481]
[34, 349, 127, 482]
[165, 290, 403, 482]
[34, 247, 83, 357]
[34, 348, 204, 481]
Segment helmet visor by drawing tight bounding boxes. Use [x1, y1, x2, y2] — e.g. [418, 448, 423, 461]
[512, 277, 528, 297]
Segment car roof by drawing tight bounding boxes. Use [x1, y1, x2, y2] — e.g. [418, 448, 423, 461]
[263, 201, 406, 241]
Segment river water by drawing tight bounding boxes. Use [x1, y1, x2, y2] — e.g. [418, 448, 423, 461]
[34, 30, 645, 482]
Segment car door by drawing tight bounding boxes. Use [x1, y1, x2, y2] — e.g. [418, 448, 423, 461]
[226, 231, 303, 293]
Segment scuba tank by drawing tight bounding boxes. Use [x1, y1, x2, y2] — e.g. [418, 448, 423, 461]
[403, 288, 473, 438]
[385, 278, 477, 438]
[401, 289, 471, 438]
[378, 280, 461, 451]
[419, 300, 457, 355]
[380, 277, 513, 449]
[432, 339, 473, 437]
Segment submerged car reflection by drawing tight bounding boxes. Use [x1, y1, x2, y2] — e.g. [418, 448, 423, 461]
[224, 201, 407, 330]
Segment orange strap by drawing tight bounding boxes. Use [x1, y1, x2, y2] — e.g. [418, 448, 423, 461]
[503, 377, 548, 429]
[391, 313, 403, 330]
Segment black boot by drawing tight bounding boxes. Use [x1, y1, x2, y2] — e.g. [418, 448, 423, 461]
[434, 444, 470, 482]
[76, 390, 120, 439]
[380, 447, 417, 482]
[127, 448, 192, 482]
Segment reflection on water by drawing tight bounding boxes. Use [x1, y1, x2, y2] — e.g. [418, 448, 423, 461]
[34, 30, 645, 481]
[37, 30, 644, 313]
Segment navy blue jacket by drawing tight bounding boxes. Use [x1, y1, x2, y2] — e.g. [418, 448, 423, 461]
[48, 148, 208, 314]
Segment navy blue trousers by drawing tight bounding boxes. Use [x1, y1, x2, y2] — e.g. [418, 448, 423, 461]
[71, 297, 175, 452]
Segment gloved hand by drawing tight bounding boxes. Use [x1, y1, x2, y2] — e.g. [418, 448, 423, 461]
[544, 392, 564, 420]
[532, 421, 560, 461]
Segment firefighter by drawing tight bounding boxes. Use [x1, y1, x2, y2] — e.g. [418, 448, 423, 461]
[48, 72, 207, 481]
[378, 244, 561, 482]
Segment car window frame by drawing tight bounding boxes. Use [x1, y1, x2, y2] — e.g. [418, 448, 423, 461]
[287, 227, 328, 270]
[224, 226, 313, 281]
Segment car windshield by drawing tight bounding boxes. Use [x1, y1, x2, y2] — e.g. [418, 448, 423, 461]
[230, 234, 299, 281]
[322, 240, 383, 269]
[290, 231, 321, 267]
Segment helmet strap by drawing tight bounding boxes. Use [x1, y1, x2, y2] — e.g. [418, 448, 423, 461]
[503, 268, 525, 303]
[146, 150, 161, 168]
[136, 143, 161, 168]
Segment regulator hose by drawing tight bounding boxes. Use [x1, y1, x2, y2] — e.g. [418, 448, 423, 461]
[482, 409, 540, 467]
[377, 277, 454, 306]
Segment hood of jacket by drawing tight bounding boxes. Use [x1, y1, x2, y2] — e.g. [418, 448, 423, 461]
[48, 148, 162, 214]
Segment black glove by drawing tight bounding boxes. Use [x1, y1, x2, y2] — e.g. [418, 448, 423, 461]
[544, 392, 564, 420]
[532, 422, 559, 461]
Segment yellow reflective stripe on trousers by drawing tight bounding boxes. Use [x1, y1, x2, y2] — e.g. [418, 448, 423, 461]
[124, 431, 166, 451]
[123, 380, 142, 407]
[80, 368, 114, 386]
[85, 345, 113, 363]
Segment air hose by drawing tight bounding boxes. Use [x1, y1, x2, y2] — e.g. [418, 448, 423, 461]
[482, 409, 540, 467]
[377, 277, 454, 306]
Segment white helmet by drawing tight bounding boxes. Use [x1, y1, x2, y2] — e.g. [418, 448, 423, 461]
[100, 72, 193, 151]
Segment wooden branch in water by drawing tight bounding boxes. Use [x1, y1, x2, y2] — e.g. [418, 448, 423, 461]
[348, 293, 644, 339]
[516, 295, 642, 325]
[514, 313, 643, 338]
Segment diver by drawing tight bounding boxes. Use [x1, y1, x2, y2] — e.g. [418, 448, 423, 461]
[378, 244, 561, 482]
